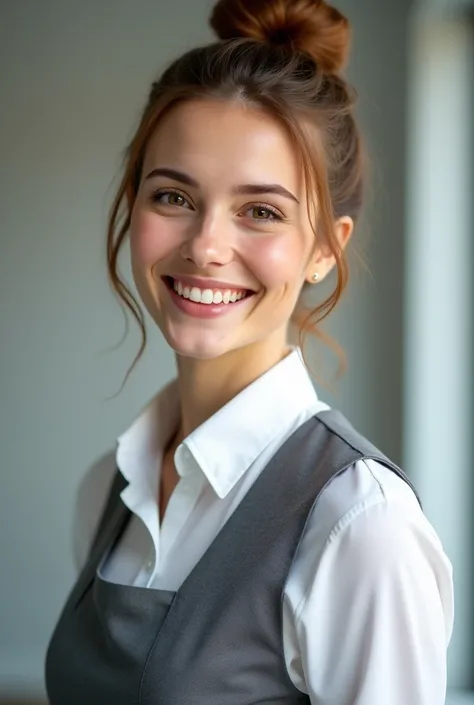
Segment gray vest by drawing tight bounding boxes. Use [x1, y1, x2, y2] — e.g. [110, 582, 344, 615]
[45, 410, 420, 704]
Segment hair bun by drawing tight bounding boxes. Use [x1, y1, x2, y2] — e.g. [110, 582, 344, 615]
[210, 0, 351, 74]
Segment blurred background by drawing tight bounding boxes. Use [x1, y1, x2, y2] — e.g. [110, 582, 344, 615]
[1, 0, 473, 703]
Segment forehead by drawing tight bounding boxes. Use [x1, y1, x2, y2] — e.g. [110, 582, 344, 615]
[143, 99, 302, 191]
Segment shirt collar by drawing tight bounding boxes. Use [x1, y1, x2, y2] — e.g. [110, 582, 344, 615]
[116, 347, 321, 500]
[116, 377, 180, 491]
[177, 347, 321, 497]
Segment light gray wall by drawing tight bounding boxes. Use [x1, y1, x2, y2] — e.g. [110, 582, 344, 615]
[321, 0, 413, 464]
[1, 0, 413, 697]
[404, 5, 474, 692]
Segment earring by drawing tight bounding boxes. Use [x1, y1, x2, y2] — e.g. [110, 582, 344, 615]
[311, 272, 319, 283]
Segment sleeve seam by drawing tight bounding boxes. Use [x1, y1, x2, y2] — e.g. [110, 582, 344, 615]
[292, 491, 389, 623]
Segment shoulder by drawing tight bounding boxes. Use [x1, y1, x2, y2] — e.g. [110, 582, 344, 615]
[72, 449, 118, 572]
[285, 457, 453, 622]
[312, 456, 424, 538]
[301, 456, 425, 553]
[283, 458, 454, 702]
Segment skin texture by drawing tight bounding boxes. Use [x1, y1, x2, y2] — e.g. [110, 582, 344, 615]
[129, 100, 353, 496]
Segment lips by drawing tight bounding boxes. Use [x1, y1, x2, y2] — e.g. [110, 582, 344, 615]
[163, 276, 253, 304]
[162, 275, 255, 319]
[163, 275, 255, 295]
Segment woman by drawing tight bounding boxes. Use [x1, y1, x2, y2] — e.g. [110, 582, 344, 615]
[45, 0, 454, 703]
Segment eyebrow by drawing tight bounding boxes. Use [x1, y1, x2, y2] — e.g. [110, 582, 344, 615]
[145, 167, 300, 204]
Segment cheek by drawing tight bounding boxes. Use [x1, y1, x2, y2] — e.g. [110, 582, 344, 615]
[245, 235, 306, 289]
[130, 209, 176, 265]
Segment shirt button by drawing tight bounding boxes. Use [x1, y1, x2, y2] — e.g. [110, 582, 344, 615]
[146, 559, 153, 571]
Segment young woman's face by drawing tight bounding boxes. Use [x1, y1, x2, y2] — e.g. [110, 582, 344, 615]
[130, 99, 318, 360]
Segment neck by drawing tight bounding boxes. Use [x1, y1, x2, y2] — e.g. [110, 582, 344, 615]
[173, 332, 291, 444]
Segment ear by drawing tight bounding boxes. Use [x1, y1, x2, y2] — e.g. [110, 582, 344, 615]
[305, 216, 354, 284]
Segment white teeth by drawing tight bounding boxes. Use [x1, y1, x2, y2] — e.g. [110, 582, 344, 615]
[172, 279, 247, 305]
[201, 289, 214, 304]
[189, 287, 201, 303]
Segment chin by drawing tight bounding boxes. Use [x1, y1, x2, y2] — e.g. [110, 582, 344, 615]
[161, 329, 231, 361]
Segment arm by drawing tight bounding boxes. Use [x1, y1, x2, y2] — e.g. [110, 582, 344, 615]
[294, 496, 454, 704]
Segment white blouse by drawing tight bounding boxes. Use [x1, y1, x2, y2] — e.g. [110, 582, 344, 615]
[74, 348, 454, 704]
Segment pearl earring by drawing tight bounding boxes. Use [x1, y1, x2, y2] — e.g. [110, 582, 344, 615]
[312, 272, 319, 283]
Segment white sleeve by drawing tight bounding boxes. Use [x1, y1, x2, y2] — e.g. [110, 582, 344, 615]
[293, 492, 454, 704]
[72, 450, 118, 572]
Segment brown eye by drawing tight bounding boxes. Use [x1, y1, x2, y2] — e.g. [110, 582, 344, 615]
[253, 207, 271, 219]
[246, 204, 283, 222]
[150, 189, 191, 208]
[167, 193, 186, 206]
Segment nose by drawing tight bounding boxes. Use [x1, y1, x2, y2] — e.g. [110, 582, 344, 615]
[180, 213, 234, 269]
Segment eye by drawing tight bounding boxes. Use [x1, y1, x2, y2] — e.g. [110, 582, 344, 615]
[244, 204, 284, 222]
[150, 188, 193, 209]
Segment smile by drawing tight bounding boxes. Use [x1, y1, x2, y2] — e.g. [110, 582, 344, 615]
[172, 277, 249, 305]
[163, 277, 255, 319]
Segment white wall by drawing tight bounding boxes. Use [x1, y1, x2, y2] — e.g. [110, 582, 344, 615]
[0, 0, 417, 697]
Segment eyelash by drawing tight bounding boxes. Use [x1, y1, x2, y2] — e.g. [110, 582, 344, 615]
[149, 188, 285, 223]
[250, 203, 284, 222]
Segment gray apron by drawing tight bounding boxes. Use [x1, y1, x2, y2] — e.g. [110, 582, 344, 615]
[45, 409, 420, 704]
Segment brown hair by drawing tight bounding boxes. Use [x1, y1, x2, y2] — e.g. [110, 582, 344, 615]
[107, 0, 365, 388]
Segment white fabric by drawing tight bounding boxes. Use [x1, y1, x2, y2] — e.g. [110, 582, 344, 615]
[75, 348, 454, 705]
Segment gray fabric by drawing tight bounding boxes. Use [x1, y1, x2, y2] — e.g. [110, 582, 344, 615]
[45, 410, 420, 704]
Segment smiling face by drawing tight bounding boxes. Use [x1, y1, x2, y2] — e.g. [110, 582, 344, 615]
[130, 99, 321, 360]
